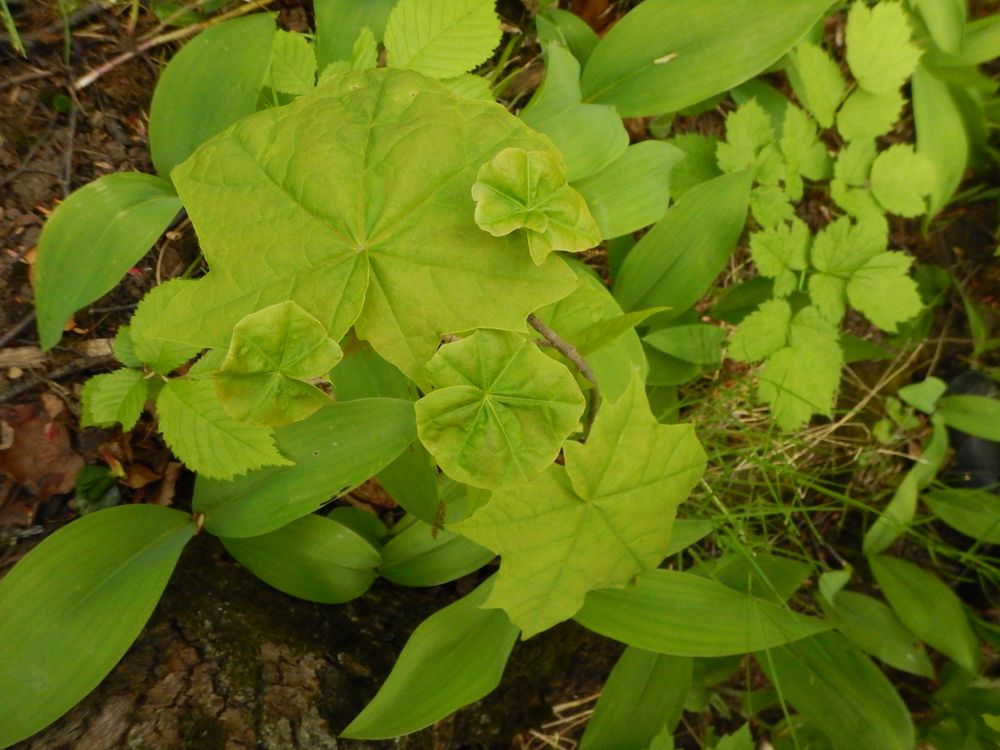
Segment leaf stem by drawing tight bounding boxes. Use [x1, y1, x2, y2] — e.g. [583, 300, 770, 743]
[527, 313, 601, 428]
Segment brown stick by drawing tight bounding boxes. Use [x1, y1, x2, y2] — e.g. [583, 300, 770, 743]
[527, 313, 601, 428]
[72, 0, 279, 91]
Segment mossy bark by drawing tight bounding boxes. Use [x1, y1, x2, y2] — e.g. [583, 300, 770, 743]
[14, 535, 590, 749]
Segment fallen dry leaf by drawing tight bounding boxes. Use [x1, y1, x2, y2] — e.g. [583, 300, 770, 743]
[0, 402, 84, 500]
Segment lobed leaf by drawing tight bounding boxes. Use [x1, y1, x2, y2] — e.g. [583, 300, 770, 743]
[471, 147, 600, 264]
[268, 29, 316, 95]
[140, 69, 578, 384]
[213, 301, 341, 427]
[870, 144, 936, 217]
[787, 42, 845, 128]
[451, 376, 706, 637]
[416, 329, 585, 490]
[836, 88, 905, 142]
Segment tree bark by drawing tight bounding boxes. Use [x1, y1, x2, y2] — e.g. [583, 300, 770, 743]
[14, 535, 592, 749]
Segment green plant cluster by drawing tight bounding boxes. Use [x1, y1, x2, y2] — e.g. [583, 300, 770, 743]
[2, 0, 999, 748]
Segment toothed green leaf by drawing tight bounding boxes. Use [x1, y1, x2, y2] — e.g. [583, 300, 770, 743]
[847, 252, 923, 332]
[156, 377, 290, 480]
[836, 88, 905, 142]
[870, 144, 936, 217]
[846, 1, 923, 94]
[269, 30, 316, 95]
[81, 369, 149, 431]
[383, 0, 501, 79]
[788, 42, 845, 128]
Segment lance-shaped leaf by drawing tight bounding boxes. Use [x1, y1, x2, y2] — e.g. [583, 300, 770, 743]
[213, 301, 342, 427]
[0, 505, 194, 748]
[416, 330, 584, 489]
[34, 173, 181, 351]
[472, 148, 601, 265]
[136, 69, 577, 383]
[450, 375, 707, 637]
[194, 398, 416, 537]
[341, 576, 518, 739]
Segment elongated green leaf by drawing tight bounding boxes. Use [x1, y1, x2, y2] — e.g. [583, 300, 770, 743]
[864, 414, 949, 555]
[416, 330, 584, 490]
[194, 398, 415, 537]
[573, 141, 683, 240]
[821, 590, 934, 677]
[579, 0, 834, 117]
[574, 308, 668, 358]
[924, 13, 1000, 67]
[81, 368, 149, 431]
[472, 147, 601, 264]
[0, 505, 194, 747]
[34, 173, 180, 350]
[451, 376, 706, 637]
[381, 515, 494, 587]
[757, 632, 915, 750]
[213, 301, 341, 427]
[148, 13, 276, 177]
[221, 514, 379, 603]
[580, 647, 691, 750]
[330, 350, 440, 524]
[870, 555, 980, 673]
[937, 395, 1000, 441]
[521, 43, 629, 182]
[341, 577, 518, 739]
[383, 0, 500, 79]
[924, 487, 1000, 544]
[157, 377, 290, 479]
[614, 170, 752, 316]
[575, 570, 830, 656]
[914, 0, 966, 55]
[141, 69, 577, 384]
[693, 552, 813, 605]
[645, 324, 726, 367]
[536, 8, 599, 65]
[313, 0, 395, 71]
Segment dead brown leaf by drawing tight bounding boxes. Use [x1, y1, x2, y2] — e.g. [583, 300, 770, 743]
[0, 401, 84, 499]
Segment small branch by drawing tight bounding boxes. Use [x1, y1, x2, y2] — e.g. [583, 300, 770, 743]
[72, 0, 279, 91]
[527, 313, 601, 427]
